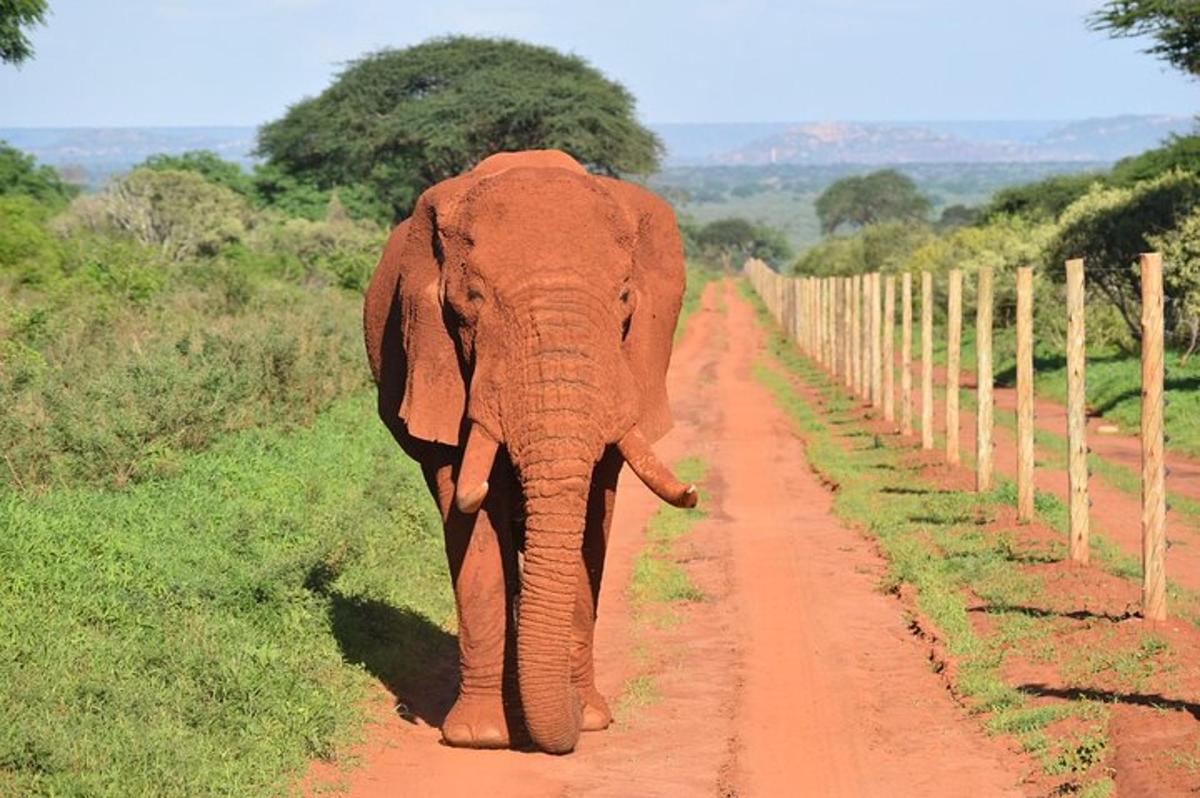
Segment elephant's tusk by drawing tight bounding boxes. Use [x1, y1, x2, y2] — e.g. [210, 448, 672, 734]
[616, 426, 698, 509]
[456, 423, 500, 514]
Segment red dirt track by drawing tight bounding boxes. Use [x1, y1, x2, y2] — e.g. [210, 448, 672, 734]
[308, 279, 1030, 797]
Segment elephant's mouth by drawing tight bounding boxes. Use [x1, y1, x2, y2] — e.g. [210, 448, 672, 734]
[454, 420, 696, 514]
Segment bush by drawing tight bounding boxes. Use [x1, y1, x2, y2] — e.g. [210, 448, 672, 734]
[1045, 170, 1200, 340]
[247, 205, 386, 291]
[139, 150, 257, 198]
[692, 216, 793, 269]
[0, 281, 367, 490]
[1150, 206, 1200, 357]
[0, 140, 79, 207]
[982, 172, 1104, 222]
[57, 168, 252, 262]
[1110, 134, 1200, 186]
[793, 221, 934, 277]
[0, 195, 63, 285]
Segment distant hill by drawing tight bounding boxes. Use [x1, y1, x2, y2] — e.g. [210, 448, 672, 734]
[692, 115, 1194, 166]
[0, 126, 258, 188]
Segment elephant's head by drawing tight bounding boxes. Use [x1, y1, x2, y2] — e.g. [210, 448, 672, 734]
[364, 150, 694, 752]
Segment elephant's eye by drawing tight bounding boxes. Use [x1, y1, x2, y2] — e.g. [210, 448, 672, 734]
[467, 287, 485, 305]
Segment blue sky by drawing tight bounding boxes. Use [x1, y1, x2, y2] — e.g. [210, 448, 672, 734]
[1, 0, 1196, 127]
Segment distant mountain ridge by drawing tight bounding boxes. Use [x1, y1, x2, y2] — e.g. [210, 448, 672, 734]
[670, 115, 1193, 166]
[1, 115, 1192, 187]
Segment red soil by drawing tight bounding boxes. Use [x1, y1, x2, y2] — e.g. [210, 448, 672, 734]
[305, 280, 1030, 796]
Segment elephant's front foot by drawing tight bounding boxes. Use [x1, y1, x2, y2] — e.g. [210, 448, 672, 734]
[441, 693, 511, 749]
[580, 685, 612, 732]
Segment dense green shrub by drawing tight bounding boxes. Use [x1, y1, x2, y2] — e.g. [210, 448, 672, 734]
[1110, 134, 1200, 186]
[0, 159, 379, 492]
[57, 168, 252, 262]
[0, 140, 79, 207]
[139, 150, 257, 198]
[0, 280, 366, 490]
[793, 221, 934, 277]
[1046, 170, 1200, 340]
[982, 172, 1104, 222]
[689, 216, 793, 269]
[0, 195, 63, 285]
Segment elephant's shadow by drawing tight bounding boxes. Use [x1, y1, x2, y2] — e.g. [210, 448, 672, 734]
[310, 565, 459, 727]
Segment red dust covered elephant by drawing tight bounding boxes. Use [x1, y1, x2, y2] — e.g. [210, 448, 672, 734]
[362, 149, 696, 754]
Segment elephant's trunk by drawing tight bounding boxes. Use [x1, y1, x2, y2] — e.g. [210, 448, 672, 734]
[513, 436, 593, 753]
[502, 303, 607, 753]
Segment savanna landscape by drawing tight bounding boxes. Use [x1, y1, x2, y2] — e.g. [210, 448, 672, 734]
[4, 1, 1200, 796]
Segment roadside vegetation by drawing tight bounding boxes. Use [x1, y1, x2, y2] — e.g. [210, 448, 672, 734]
[616, 455, 710, 724]
[0, 32, 679, 794]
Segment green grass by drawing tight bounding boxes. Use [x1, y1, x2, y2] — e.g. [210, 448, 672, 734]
[629, 457, 710, 609]
[0, 393, 450, 796]
[908, 314, 1200, 460]
[677, 264, 720, 342]
[612, 674, 660, 726]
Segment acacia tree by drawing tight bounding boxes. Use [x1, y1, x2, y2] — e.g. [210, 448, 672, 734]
[815, 170, 931, 234]
[693, 217, 793, 270]
[1, 0, 49, 65]
[1090, 0, 1200, 76]
[258, 36, 662, 220]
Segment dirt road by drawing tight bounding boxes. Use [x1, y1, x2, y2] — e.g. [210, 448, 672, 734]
[308, 280, 1026, 797]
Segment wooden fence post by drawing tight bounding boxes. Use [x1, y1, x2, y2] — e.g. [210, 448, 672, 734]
[826, 278, 835, 369]
[976, 267, 994, 492]
[820, 278, 830, 369]
[843, 277, 853, 387]
[852, 275, 862, 396]
[946, 270, 963, 464]
[811, 277, 819, 361]
[1066, 258, 1090, 564]
[921, 271, 934, 450]
[1141, 252, 1166, 622]
[859, 274, 868, 398]
[1016, 266, 1035, 522]
[871, 273, 882, 409]
[901, 273, 913, 435]
[884, 275, 896, 423]
[816, 277, 825, 367]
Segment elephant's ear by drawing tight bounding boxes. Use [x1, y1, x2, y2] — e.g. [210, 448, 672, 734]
[368, 184, 469, 446]
[600, 178, 687, 444]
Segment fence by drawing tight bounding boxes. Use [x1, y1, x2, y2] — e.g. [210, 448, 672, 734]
[744, 256, 1168, 624]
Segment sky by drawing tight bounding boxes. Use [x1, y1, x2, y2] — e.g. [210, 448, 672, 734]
[0, 0, 1196, 127]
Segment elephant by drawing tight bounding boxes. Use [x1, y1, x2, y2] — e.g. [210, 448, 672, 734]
[362, 149, 697, 754]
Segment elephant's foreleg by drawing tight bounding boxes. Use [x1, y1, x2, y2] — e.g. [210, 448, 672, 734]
[423, 456, 519, 748]
[573, 446, 623, 731]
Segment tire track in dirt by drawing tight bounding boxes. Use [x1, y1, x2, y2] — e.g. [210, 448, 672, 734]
[308, 279, 1029, 796]
[714, 281, 1023, 797]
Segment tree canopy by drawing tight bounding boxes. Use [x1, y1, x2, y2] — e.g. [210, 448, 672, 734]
[690, 217, 793, 270]
[257, 36, 663, 220]
[814, 170, 931, 234]
[982, 172, 1105, 222]
[1110, 134, 1200, 186]
[1090, 0, 1200, 76]
[0, 140, 77, 206]
[1046, 170, 1200, 339]
[0, 0, 48, 65]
